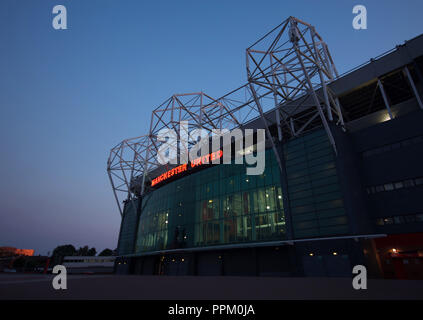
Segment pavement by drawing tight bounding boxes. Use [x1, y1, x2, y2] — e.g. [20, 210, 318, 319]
[0, 273, 422, 300]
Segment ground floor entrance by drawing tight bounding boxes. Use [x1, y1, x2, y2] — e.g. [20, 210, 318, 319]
[116, 237, 385, 278]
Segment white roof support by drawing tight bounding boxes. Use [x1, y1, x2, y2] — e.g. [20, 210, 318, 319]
[404, 66, 423, 110]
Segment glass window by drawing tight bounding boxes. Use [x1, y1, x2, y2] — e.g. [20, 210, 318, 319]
[265, 187, 276, 211]
[236, 216, 249, 241]
[412, 136, 423, 144]
[272, 166, 281, 184]
[200, 199, 219, 221]
[276, 187, 284, 210]
[390, 142, 401, 150]
[264, 171, 273, 185]
[384, 183, 394, 191]
[223, 196, 232, 218]
[404, 215, 416, 223]
[233, 193, 242, 216]
[375, 218, 384, 226]
[134, 148, 286, 253]
[233, 175, 240, 192]
[374, 147, 384, 155]
[257, 174, 265, 188]
[242, 192, 250, 215]
[382, 145, 391, 153]
[258, 188, 267, 212]
[375, 185, 384, 193]
[256, 213, 272, 240]
[213, 222, 220, 243]
[402, 139, 413, 147]
[241, 175, 251, 190]
[404, 179, 415, 188]
[224, 218, 235, 242]
[394, 216, 405, 224]
[383, 217, 394, 225]
[394, 181, 404, 189]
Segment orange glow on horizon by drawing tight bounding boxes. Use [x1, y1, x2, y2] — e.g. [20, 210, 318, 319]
[0, 247, 34, 257]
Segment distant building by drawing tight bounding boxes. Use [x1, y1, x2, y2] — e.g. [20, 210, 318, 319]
[62, 256, 115, 274]
[0, 247, 34, 257]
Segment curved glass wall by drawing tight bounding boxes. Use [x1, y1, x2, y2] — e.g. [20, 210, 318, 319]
[135, 149, 285, 253]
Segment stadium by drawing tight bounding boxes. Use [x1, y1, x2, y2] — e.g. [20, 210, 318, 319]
[107, 17, 423, 279]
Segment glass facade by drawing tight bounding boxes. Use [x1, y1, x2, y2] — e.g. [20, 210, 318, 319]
[284, 129, 349, 238]
[135, 149, 285, 253]
[117, 199, 139, 255]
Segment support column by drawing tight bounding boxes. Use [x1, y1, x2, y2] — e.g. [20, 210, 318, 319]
[249, 82, 284, 174]
[293, 42, 338, 155]
[378, 79, 393, 119]
[404, 66, 423, 110]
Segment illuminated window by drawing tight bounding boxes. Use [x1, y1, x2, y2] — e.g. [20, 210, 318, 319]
[384, 183, 394, 191]
[383, 217, 394, 225]
[404, 179, 415, 188]
[394, 181, 404, 189]
[134, 149, 285, 252]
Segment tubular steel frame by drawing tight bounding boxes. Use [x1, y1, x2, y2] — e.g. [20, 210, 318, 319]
[246, 17, 344, 157]
[107, 16, 345, 215]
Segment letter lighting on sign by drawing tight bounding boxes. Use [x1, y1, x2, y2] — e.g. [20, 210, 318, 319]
[151, 150, 223, 187]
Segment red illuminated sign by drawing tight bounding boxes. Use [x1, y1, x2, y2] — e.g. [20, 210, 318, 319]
[151, 150, 223, 187]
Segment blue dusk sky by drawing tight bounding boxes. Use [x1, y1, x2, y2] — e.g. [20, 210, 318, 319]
[1, 0, 423, 255]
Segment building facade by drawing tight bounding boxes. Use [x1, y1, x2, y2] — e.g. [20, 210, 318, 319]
[110, 22, 423, 279]
[0, 247, 34, 257]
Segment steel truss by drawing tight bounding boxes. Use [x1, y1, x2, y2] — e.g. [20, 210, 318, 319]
[107, 16, 345, 214]
[107, 135, 151, 216]
[246, 16, 344, 157]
